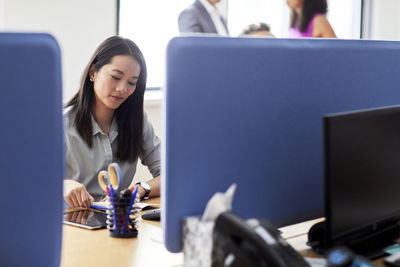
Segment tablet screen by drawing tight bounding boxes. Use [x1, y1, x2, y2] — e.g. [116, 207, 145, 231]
[63, 209, 107, 230]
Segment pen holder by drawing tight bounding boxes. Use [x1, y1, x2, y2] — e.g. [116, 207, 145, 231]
[106, 193, 140, 238]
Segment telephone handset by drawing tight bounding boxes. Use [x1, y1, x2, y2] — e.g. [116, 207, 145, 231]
[212, 212, 310, 267]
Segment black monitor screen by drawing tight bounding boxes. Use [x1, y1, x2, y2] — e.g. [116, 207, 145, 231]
[324, 105, 400, 242]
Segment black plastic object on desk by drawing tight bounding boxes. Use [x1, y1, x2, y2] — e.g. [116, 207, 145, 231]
[142, 209, 161, 221]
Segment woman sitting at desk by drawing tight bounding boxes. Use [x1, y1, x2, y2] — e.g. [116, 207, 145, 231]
[287, 0, 336, 38]
[63, 36, 160, 208]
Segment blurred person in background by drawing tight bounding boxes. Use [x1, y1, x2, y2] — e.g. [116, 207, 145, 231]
[287, 0, 336, 38]
[178, 0, 229, 36]
[240, 22, 274, 37]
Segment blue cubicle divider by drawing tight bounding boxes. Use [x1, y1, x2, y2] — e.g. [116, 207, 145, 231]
[163, 36, 400, 253]
[0, 33, 63, 266]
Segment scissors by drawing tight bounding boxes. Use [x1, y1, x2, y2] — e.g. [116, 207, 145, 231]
[98, 163, 122, 193]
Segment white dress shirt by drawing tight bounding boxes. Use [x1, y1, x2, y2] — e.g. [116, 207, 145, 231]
[64, 107, 161, 201]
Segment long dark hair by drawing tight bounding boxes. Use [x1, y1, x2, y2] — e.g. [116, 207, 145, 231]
[290, 0, 328, 33]
[67, 36, 147, 162]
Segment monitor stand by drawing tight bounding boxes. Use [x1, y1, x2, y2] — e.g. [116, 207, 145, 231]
[346, 223, 399, 260]
[308, 221, 399, 260]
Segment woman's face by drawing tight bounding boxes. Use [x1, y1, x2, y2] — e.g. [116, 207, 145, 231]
[91, 55, 141, 112]
[286, 0, 304, 10]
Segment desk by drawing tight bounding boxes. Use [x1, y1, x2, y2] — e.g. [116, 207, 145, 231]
[60, 199, 386, 267]
[60, 198, 182, 267]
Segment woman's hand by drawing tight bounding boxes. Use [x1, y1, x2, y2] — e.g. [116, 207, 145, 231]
[64, 179, 94, 208]
[99, 196, 109, 202]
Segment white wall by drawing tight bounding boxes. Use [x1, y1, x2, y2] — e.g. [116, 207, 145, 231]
[328, 0, 361, 39]
[2, 0, 116, 102]
[227, 0, 288, 37]
[0, 0, 4, 28]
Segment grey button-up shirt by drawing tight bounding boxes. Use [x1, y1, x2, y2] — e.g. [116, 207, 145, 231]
[64, 107, 161, 201]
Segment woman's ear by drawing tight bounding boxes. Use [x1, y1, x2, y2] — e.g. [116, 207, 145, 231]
[89, 65, 95, 81]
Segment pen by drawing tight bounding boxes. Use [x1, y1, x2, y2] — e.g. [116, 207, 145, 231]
[131, 185, 138, 203]
[122, 186, 138, 233]
[89, 185, 111, 210]
[89, 205, 108, 210]
[120, 189, 132, 233]
[121, 189, 131, 211]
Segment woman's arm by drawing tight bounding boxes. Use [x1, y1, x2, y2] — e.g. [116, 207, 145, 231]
[137, 112, 161, 199]
[63, 112, 94, 208]
[313, 14, 337, 38]
[135, 176, 160, 199]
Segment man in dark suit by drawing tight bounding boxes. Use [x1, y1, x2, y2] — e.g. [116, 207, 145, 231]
[178, 0, 229, 35]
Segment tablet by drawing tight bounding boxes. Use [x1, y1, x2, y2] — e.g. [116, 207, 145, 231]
[63, 209, 107, 230]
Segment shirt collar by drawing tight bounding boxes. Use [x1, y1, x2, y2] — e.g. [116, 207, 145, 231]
[91, 114, 102, 135]
[91, 114, 118, 142]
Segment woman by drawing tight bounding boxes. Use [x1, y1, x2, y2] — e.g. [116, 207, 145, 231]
[287, 0, 336, 38]
[63, 36, 160, 208]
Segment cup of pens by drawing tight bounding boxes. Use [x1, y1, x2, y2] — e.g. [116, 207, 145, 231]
[98, 163, 140, 238]
[107, 185, 139, 238]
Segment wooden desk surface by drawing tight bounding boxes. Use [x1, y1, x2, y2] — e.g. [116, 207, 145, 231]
[60, 197, 183, 267]
[60, 200, 386, 267]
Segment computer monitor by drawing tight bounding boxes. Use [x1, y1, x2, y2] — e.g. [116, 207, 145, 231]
[324, 105, 400, 257]
[163, 36, 400, 252]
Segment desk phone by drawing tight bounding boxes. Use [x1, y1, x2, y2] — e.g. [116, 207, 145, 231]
[212, 212, 310, 266]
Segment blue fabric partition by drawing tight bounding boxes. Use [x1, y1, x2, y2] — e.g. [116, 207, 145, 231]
[163, 36, 400, 252]
[0, 33, 63, 266]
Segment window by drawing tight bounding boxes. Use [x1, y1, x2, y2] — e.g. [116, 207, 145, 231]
[328, 0, 361, 39]
[228, 0, 361, 38]
[119, 0, 362, 89]
[119, 0, 192, 89]
[227, 0, 289, 37]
